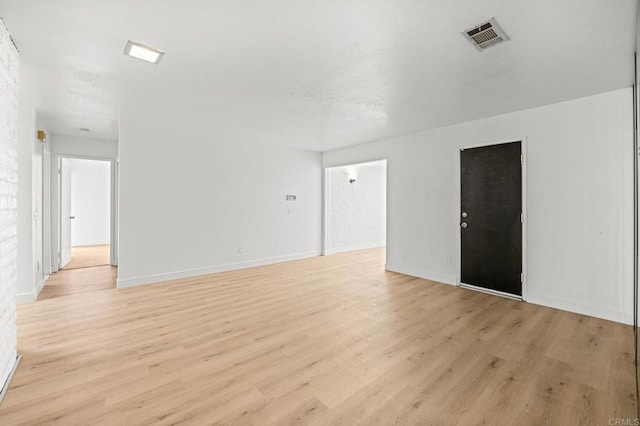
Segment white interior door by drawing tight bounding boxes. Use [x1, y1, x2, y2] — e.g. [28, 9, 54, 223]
[59, 158, 72, 268]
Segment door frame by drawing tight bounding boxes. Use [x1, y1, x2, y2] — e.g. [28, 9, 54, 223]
[455, 137, 528, 301]
[51, 154, 119, 272]
[58, 157, 72, 269]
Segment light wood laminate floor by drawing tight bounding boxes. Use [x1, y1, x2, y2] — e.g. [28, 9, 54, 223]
[63, 244, 111, 270]
[1, 248, 636, 425]
[38, 265, 117, 302]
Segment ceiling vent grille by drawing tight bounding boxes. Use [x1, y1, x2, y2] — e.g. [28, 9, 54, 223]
[462, 18, 509, 51]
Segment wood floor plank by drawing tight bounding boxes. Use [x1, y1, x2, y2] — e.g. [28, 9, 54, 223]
[0, 247, 636, 425]
[63, 244, 111, 270]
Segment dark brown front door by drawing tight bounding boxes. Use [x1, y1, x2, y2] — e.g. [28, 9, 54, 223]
[460, 141, 522, 296]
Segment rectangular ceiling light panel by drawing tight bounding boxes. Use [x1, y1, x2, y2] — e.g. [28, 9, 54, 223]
[124, 40, 165, 64]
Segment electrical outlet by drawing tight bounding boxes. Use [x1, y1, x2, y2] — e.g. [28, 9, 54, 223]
[237, 246, 244, 254]
[445, 256, 452, 265]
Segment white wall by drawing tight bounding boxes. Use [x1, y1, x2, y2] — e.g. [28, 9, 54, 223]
[117, 121, 322, 288]
[42, 141, 51, 276]
[50, 135, 118, 159]
[68, 159, 111, 247]
[15, 65, 48, 303]
[0, 17, 20, 394]
[323, 88, 634, 325]
[31, 126, 43, 290]
[325, 160, 386, 254]
[16, 101, 34, 303]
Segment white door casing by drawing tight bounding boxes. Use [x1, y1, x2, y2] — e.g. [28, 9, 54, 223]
[59, 158, 72, 268]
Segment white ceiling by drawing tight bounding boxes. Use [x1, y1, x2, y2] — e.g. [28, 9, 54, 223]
[0, 0, 636, 152]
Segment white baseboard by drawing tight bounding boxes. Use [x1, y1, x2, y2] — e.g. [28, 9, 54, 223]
[74, 242, 110, 247]
[0, 355, 21, 406]
[324, 243, 385, 256]
[527, 293, 633, 325]
[36, 275, 46, 295]
[116, 250, 322, 289]
[385, 265, 632, 325]
[385, 263, 457, 286]
[16, 292, 36, 304]
[16, 276, 48, 304]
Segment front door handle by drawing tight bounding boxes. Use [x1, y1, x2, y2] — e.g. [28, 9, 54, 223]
[461, 222, 468, 228]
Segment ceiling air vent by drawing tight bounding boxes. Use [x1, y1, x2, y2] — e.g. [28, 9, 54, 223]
[462, 18, 509, 51]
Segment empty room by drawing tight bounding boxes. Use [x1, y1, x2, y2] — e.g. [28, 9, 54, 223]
[0, 1, 639, 425]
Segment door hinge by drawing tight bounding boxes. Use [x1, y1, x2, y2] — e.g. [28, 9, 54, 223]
[520, 154, 524, 164]
[520, 213, 523, 223]
[520, 273, 523, 282]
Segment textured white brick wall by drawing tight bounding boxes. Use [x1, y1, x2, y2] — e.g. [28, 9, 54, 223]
[0, 18, 19, 392]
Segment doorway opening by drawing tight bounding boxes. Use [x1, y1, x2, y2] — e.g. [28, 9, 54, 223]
[54, 157, 117, 272]
[324, 160, 387, 260]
